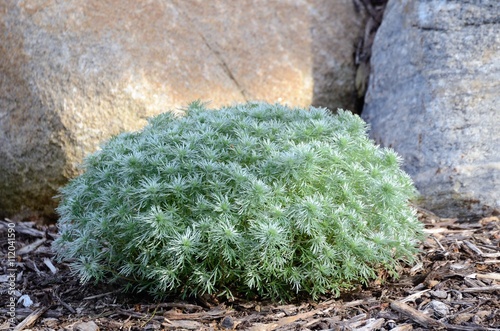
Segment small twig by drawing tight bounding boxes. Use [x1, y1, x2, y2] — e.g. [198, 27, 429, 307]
[461, 285, 500, 293]
[432, 235, 448, 255]
[482, 252, 500, 258]
[52, 291, 76, 314]
[13, 306, 48, 331]
[465, 272, 500, 281]
[399, 289, 431, 303]
[141, 302, 204, 311]
[83, 291, 119, 300]
[164, 305, 232, 321]
[116, 309, 164, 321]
[140, 304, 160, 328]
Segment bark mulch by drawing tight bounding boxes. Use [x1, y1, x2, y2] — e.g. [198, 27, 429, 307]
[1, 208, 499, 331]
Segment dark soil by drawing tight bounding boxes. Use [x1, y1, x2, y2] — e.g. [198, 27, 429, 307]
[1, 207, 499, 331]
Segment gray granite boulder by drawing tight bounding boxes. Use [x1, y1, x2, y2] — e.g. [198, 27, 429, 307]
[362, 0, 500, 217]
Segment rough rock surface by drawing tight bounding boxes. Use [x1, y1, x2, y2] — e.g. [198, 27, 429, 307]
[362, 0, 500, 217]
[0, 0, 364, 219]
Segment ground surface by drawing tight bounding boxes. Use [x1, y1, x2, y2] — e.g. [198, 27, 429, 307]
[0, 208, 499, 331]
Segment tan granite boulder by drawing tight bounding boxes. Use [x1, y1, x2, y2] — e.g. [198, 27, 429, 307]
[0, 0, 364, 220]
[362, 0, 500, 217]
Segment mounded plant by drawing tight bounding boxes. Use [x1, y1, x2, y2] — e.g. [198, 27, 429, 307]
[53, 102, 424, 301]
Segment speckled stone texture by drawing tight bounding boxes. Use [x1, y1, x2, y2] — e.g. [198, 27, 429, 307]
[0, 0, 364, 219]
[362, 0, 500, 217]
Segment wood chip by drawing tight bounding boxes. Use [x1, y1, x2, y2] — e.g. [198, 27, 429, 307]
[391, 324, 414, 331]
[73, 321, 99, 331]
[163, 305, 230, 321]
[400, 289, 431, 303]
[390, 301, 444, 329]
[354, 317, 385, 331]
[3, 181, 499, 330]
[43, 258, 57, 274]
[247, 308, 319, 331]
[13, 306, 48, 331]
[17, 238, 47, 255]
[462, 240, 484, 256]
[1, 219, 46, 238]
[163, 319, 204, 330]
[465, 272, 500, 281]
[461, 285, 500, 293]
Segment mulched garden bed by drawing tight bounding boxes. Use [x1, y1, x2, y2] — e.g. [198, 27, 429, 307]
[1, 207, 499, 331]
